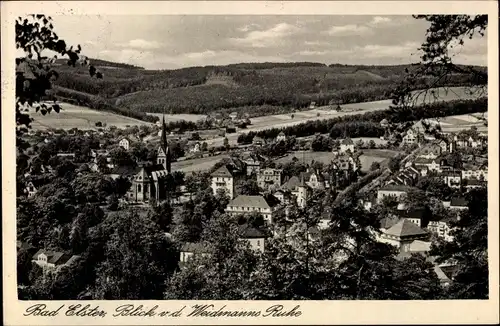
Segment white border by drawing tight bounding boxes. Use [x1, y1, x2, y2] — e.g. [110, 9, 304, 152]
[2, 2, 499, 325]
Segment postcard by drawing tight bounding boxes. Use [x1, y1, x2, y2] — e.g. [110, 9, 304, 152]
[2, 1, 499, 325]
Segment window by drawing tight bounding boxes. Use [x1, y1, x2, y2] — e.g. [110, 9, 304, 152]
[138, 184, 142, 192]
[257, 240, 260, 246]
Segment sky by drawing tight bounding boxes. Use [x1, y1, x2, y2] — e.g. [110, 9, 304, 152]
[42, 15, 487, 70]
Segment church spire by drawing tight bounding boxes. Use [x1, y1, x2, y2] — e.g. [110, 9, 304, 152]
[161, 114, 168, 154]
[157, 111, 171, 173]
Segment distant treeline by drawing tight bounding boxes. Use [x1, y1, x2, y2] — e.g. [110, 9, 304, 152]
[51, 60, 484, 116]
[237, 97, 488, 143]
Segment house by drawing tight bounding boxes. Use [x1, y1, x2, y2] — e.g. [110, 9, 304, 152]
[449, 197, 468, 210]
[402, 129, 419, 145]
[211, 165, 236, 199]
[434, 263, 458, 287]
[257, 168, 282, 190]
[252, 136, 265, 147]
[118, 137, 136, 151]
[239, 225, 270, 252]
[282, 176, 311, 208]
[229, 112, 238, 120]
[377, 185, 413, 203]
[225, 195, 279, 223]
[397, 240, 432, 260]
[331, 154, 360, 174]
[241, 152, 266, 175]
[434, 139, 449, 153]
[309, 101, 316, 109]
[413, 157, 441, 173]
[427, 217, 456, 242]
[180, 242, 210, 264]
[276, 131, 287, 143]
[442, 171, 462, 188]
[461, 163, 487, 180]
[340, 137, 355, 153]
[417, 143, 442, 159]
[378, 219, 429, 250]
[395, 208, 430, 228]
[32, 250, 80, 270]
[24, 179, 47, 197]
[301, 169, 327, 190]
[464, 178, 487, 190]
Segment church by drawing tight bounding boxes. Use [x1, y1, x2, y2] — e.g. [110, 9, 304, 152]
[126, 116, 172, 204]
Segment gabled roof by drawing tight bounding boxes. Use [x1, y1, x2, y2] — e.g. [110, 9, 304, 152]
[32, 250, 74, 265]
[109, 165, 141, 176]
[211, 165, 233, 177]
[384, 219, 427, 237]
[228, 195, 271, 209]
[408, 240, 431, 252]
[239, 224, 270, 239]
[282, 175, 307, 191]
[277, 131, 286, 137]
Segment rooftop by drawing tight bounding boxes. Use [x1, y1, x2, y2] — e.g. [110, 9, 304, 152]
[211, 165, 233, 177]
[228, 195, 271, 209]
[384, 219, 428, 237]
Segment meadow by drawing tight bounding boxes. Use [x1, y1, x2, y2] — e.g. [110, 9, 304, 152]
[30, 102, 152, 131]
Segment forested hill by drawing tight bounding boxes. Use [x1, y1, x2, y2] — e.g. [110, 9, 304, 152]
[51, 59, 486, 117]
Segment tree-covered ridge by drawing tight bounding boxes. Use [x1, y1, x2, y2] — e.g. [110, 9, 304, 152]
[51, 60, 484, 116]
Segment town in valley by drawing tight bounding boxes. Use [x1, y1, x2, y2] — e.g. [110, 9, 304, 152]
[15, 14, 489, 300]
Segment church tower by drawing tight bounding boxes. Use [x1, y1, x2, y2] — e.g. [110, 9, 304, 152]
[157, 115, 171, 173]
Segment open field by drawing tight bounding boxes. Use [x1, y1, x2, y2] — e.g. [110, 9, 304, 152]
[434, 113, 488, 133]
[171, 154, 229, 174]
[204, 86, 485, 148]
[30, 103, 153, 131]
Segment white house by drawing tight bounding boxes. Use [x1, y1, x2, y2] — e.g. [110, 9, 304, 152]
[225, 195, 278, 222]
[119, 138, 131, 151]
[377, 185, 413, 203]
[442, 172, 462, 188]
[211, 165, 235, 199]
[239, 225, 269, 252]
[276, 131, 287, 143]
[378, 219, 429, 250]
[32, 250, 80, 270]
[340, 138, 355, 153]
[179, 242, 210, 264]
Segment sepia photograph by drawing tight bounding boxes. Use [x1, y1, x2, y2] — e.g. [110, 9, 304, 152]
[2, 2, 498, 323]
[12, 12, 491, 301]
